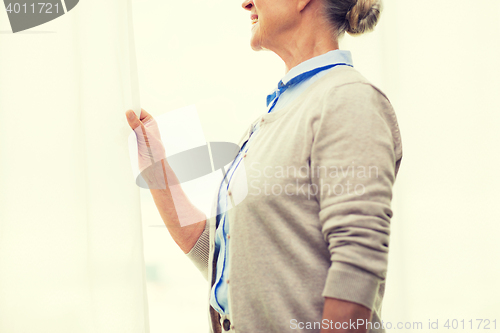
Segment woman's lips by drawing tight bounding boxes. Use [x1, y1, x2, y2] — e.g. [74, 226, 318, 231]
[251, 14, 258, 25]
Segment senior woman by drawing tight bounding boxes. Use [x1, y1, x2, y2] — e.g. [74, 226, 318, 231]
[126, 0, 402, 332]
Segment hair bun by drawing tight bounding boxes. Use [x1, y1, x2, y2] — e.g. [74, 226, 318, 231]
[346, 0, 383, 36]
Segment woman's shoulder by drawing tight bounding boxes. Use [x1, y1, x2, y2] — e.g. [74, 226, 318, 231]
[314, 66, 390, 102]
[309, 66, 403, 165]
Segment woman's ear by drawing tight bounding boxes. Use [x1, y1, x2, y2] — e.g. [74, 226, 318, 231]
[297, 0, 313, 13]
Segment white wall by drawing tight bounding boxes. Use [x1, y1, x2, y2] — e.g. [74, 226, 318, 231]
[344, 0, 500, 330]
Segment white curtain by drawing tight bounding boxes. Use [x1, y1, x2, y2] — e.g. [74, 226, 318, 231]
[0, 1, 149, 332]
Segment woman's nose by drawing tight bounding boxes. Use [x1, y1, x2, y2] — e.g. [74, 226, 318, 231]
[241, 0, 253, 11]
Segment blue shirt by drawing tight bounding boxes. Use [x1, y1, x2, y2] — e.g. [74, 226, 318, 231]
[209, 49, 354, 315]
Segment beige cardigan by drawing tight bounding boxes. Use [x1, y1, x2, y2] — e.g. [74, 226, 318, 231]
[186, 66, 403, 333]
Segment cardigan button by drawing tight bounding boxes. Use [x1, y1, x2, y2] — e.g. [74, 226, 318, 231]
[228, 190, 232, 196]
[223, 319, 231, 331]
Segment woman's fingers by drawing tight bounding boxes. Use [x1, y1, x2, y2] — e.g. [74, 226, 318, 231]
[125, 109, 142, 130]
[138, 108, 153, 123]
[125, 108, 154, 130]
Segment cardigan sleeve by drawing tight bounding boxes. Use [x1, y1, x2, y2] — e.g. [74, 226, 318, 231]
[185, 218, 211, 280]
[311, 82, 402, 310]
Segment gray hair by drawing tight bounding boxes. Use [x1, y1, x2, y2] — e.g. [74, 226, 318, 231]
[322, 0, 383, 37]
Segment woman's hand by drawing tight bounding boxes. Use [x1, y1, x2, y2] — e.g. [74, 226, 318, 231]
[125, 108, 171, 189]
[321, 298, 372, 333]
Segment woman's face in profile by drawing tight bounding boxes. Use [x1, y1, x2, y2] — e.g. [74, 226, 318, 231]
[242, 0, 300, 52]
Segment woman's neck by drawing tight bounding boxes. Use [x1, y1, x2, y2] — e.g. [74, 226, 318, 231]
[279, 37, 340, 73]
[268, 3, 340, 73]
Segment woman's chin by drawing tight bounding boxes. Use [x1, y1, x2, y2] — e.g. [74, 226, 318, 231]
[249, 24, 264, 51]
[250, 43, 264, 51]
[250, 37, 263, 51]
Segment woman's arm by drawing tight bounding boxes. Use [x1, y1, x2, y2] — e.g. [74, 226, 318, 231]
[149, 181, 207, 254]
[125, 109, 206, 254]
[311, 82, 401, 321]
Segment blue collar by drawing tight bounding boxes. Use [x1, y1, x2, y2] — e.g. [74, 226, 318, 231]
[266, 50, 354, 112]
[280, 49, 353, 86]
